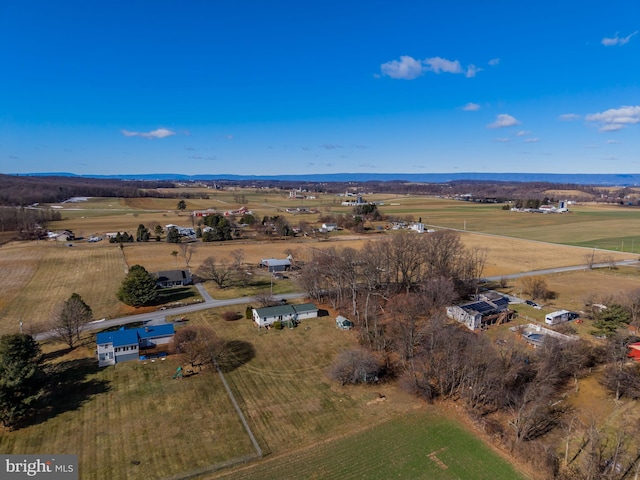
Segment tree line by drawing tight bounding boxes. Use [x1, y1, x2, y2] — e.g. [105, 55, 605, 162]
[0, 174, 176, 206]
[297, 232, 640, 478]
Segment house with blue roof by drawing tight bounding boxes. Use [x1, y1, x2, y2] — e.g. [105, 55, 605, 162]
[96, 323, 175, 367]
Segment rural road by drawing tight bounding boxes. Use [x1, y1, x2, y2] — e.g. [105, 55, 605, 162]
[34, 290, 306, 341]
[34, 258, 638, 342]
[483, 258, 639, 282]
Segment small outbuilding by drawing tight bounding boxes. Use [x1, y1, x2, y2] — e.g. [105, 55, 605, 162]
[336, 316, 354, 330]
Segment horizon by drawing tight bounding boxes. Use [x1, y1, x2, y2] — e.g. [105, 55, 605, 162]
[1, 1, 639, 176]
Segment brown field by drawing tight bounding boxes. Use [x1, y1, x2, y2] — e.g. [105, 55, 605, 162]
[0, 242, 128, 335]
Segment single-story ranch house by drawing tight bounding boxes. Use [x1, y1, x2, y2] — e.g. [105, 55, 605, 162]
[153, 270, 193, 288]
[253, 303, 318, 327]
[96, 324, 175, 367]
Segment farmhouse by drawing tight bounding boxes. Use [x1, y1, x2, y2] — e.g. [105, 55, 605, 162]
[260, 258, 292, 272]
[153, 270, 193, 288]
[321, 223, 338, 232]
[252, 303, 318, 327]
[446, 292, 510, 331]
[409, 222, 425, 233]
[96, 324, 175, 367]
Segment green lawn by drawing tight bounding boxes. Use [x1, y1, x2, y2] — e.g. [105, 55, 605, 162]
[214, 412, 528, 480]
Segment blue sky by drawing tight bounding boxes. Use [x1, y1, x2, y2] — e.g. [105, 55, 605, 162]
[1, 1, 639, 176]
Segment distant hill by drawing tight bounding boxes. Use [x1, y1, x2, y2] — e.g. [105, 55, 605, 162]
[16, 172, 640, 185]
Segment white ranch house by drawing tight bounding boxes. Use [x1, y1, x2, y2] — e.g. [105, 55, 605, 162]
[252, 303, 318, 327]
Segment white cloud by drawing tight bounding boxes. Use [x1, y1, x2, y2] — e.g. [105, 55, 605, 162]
[524, 138, 539, 143]
[606, 139, 621, 144]
[488, 114, 521, 129]
[465, 64, 481, 78]
[488, 58, 500, 66]
[515, 130, 530, 137]
[559, 113, 581, 121]
[380, 55, 424, 79]
[463, 102, 480, 111]
[424, 56, 463, 74]
[380, 55, 481, 79]
[602, 31, 638, 46]
[494, 138, 511, 143]
[585, 105, 640, 131]
[121, 128, 176, 139]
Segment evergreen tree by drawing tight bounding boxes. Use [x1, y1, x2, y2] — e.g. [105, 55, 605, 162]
[0, 334, 44, 428]
[50, 293, 93, 349]
[117, 265, 158, 307]
[166, 227, 181, 243]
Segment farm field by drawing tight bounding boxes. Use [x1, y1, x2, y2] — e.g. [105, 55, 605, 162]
[0, 306, 529, 480]
[0, 242, 128, 335]
[49, 193, 640, 256]
[213, 411, 528, 480]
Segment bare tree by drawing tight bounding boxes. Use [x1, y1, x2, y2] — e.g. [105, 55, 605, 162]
[197, 256, 233, 288]
[49, 293, 93, 348]
[254, 291, 277, 307]
[230, 248, 245, 268]
[328, 349, 383, 385]
[519, 275, 551, 300]
[179, 242, 196, 268]
[172, 325, 224, 371]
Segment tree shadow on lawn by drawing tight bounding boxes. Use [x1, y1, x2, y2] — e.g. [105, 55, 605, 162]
[218, 340, 255, 373]
[151, 286, 199, 305]
[24, 357, 110, 429]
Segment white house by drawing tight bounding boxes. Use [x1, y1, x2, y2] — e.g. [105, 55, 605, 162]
[252, 303, 318, 327]
[409, 223, 425, 233]
[96, 324, 175, 367]
[321, 223, 338, 232]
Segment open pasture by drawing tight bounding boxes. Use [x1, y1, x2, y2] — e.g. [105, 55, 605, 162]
[0, 345, 256, 480]
[49, 194, 640, 256]
[0, 242, 128, 335]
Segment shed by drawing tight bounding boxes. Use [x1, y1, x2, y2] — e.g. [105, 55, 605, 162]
[336, 316, 354, 330]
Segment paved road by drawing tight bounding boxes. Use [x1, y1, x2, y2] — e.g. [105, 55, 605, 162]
[35, 257, 638, 341]
[35, 290, 306, 341]
[483, 258, 639, 282]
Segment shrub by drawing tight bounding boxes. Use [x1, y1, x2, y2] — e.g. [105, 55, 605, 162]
[273, 321, 283, 330]
[222, 311, 241, 322]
